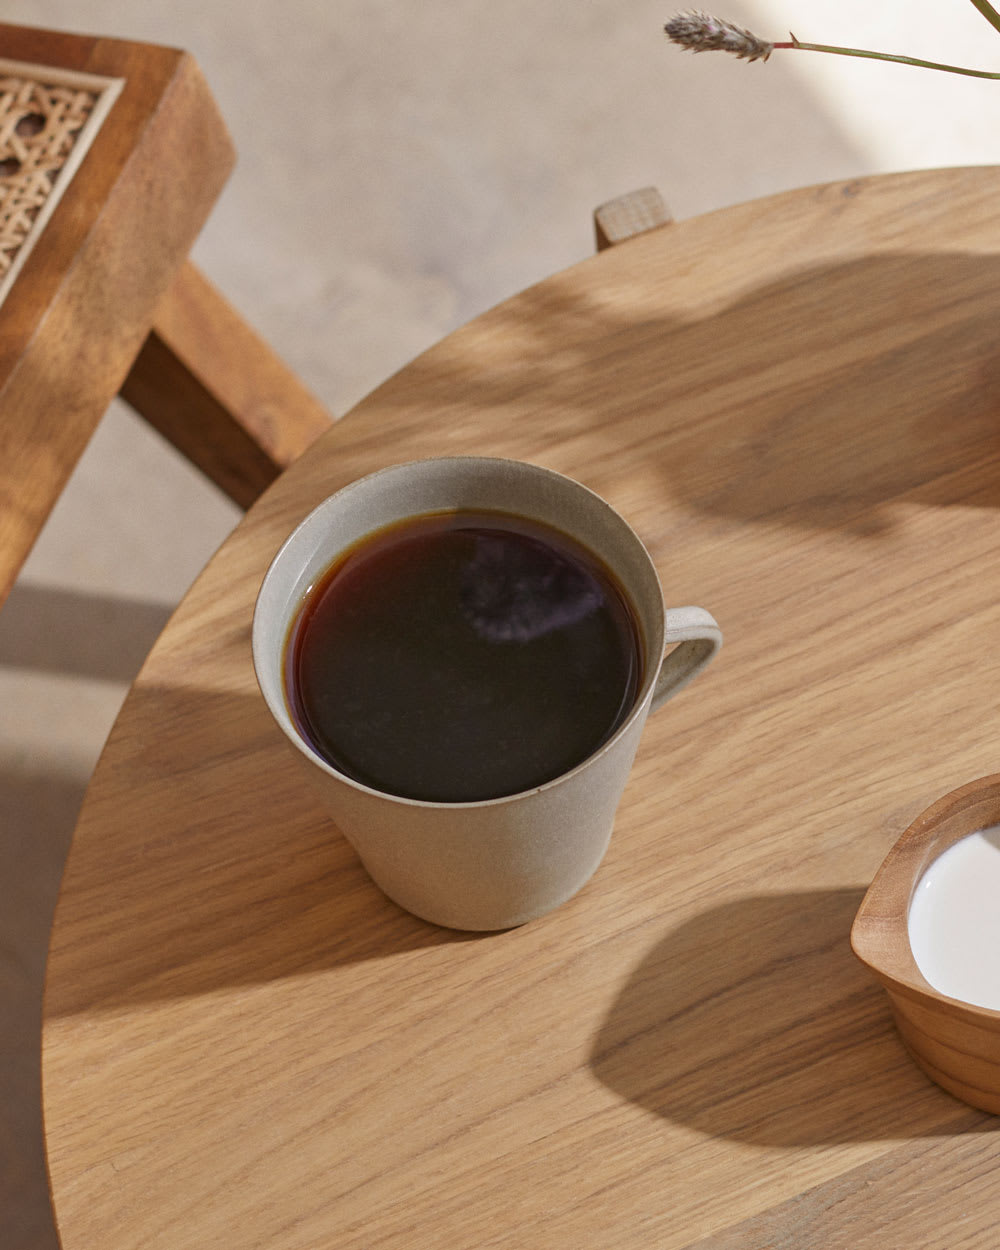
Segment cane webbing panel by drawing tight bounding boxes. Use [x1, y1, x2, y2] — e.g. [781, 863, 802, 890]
[0, 60, 123, 305]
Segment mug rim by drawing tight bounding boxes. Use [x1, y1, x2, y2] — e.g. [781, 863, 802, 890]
[251, 455, 666, 810]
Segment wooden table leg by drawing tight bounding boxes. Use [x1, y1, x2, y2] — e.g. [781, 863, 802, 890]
[120, 262, 334, 508]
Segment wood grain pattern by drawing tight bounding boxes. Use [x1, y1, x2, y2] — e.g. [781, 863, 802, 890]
[0, 25, 234, 602]
[42, 167, 1000, 1249]
[120, 261, 333, 507]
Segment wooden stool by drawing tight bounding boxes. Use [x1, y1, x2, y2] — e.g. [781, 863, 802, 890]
[0, 23, 332, 607]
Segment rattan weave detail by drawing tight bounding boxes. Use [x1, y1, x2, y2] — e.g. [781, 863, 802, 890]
[0, 61, 123, 305]
[0, 76, 98, 275]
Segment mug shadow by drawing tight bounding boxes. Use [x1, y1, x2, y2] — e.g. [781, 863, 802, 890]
[589, 888, 998, 1146]
[44, 679, 483, 1020]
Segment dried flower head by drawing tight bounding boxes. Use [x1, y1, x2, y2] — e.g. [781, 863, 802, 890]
[664, 11, 774, 62]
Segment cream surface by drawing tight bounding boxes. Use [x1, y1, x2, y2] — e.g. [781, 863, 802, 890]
[908, 826, 1000, 1011]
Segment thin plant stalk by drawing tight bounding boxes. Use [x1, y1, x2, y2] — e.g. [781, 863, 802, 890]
[967, 0, 1000, 36]
[774, 35, 1000, 80]
[665, 2, 1000, 78]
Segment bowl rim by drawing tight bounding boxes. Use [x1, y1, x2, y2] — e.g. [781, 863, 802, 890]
[851, 772, 1000, 1022]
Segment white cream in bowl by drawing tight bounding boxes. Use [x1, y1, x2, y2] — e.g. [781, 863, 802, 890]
[908, 826, 1000, 1011]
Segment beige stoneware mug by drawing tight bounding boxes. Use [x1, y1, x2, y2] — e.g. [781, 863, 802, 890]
[252, 456, 722, 930]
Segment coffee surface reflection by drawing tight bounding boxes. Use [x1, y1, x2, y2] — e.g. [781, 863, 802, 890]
[284, 509, 643, 802]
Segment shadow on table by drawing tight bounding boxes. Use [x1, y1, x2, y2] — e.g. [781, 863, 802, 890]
[43, 679, 484, 1019]
[0, 584, 173, 681]
[371, 250, 1000, 536]
[0, 585, 179, 1250]
[0, 762, 82, 1250]
[589, 887, 998, 1146]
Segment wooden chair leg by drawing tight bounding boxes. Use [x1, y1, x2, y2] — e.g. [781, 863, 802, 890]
[594, 187, 673, 252]
[119, 261, 333, 509]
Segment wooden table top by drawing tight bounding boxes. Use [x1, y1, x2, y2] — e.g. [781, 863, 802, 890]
[42, 167, 1000, 1249]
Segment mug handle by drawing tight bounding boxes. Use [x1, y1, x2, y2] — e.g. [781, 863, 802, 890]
[650, 606, 722, 713]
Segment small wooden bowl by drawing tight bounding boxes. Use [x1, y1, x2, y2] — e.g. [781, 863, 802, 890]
[852, 774, 1000, 1114]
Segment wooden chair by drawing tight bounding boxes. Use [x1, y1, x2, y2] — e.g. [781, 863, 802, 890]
[0, 23, 333, 608]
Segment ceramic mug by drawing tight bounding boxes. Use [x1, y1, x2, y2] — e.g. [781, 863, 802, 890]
[252, 456, 722, 930]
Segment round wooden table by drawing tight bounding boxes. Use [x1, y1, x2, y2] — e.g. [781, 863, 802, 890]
[43, 168, 1000, 1249]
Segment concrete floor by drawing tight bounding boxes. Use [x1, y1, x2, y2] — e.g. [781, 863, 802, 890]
[4, 1, 999, 1244]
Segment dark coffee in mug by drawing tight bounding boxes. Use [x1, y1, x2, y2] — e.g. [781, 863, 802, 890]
[283, 509, 643, 802]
